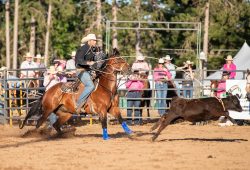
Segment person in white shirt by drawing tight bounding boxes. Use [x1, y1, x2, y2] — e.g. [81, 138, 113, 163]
[66, 51, 76, 78]
[34, 54, 46, 91]
[132, 52, 150, 76]
[20, 52, 38, 78]
[163, 55, 180, 96]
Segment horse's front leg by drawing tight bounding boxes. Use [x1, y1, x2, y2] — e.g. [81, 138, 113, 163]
[108, 95, 132, 135]
[100, 110, 110, 140]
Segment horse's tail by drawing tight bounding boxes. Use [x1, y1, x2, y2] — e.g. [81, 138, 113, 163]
[19, 95, 43, 129]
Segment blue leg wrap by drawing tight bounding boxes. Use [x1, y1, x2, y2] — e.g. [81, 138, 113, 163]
[122, 122, 133, 134]
[102, 128, 110, 140]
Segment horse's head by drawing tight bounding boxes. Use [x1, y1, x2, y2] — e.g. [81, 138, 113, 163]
[225, 93, 243, 112]
[106, 48, 130, 74]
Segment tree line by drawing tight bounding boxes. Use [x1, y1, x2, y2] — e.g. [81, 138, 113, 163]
[0, 0, 249, 70]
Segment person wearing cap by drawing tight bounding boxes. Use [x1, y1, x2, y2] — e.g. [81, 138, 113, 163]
[163, 55, 180, 96]
[153, 58, 172, 116]
[125, 70, 144, 125]
[75, 33, 98, 113]
[20, 52, 38, 78]
[182, 60, 194, 98]
[66, 51, 76, 78]
[216, 71, 230, 98]
[223, 55, 237, 79]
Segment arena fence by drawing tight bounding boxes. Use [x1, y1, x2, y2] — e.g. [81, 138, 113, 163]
[0, 68, 247, 125]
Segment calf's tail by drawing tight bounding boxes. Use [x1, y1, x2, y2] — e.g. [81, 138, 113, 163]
[19, 96, 43, 129]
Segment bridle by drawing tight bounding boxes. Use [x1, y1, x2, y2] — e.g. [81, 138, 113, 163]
[94, 56, 129, 98]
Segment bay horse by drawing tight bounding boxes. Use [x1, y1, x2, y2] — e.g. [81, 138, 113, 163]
[20, 49, 132, 140]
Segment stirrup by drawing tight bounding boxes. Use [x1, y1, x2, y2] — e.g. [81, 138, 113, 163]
[75, 102, 86, 114]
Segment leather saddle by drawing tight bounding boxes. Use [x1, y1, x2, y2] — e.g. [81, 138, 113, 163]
[61, 79, 81, 93]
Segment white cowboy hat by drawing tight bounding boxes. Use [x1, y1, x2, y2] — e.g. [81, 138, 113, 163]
[164, 55, 172, 61]
[81, 33, 97, 44]
[24, 52, 33, 58]
[47, 66, 57, 74]
[71, 51, 76, 57]
[225, 55, 233, 61]
[183, 60, 194, 65]
[34, 54, 44, 59]
[158, 58, 165, 64]
[136, 53, 145, 61]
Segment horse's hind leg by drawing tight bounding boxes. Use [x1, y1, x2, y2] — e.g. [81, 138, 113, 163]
[53, 111, 72, 134]
[151, 113, 179, 142]
[36, 110, 52, 129]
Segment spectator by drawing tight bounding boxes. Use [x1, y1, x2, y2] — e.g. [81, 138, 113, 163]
[54, 59, 66, 71]
[132, 52, 150, 76]
[34, 54, 46, 91]
[153, 58, 172, 116]
[43, 66, 67, 128]
[182, 60, 194, 98]
[34, 54, 45, 69]
[66, 51, 76, 79]
[132, 52, 150, 117]
[217, 71, 230, 98]
[223, 55, 236, 79]
[20, 52, 38, 78]
[125, 70, 144, 125]
[217, 71, 233, 126]
[163, 55, 180, 96]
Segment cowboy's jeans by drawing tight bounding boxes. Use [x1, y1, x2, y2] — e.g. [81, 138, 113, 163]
[155, 82, 168, 116]
[76, 71, 95, 107]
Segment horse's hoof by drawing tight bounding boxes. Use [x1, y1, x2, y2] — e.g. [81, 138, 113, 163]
[103, 137, 110, 140]
[19, 120, 24, 129]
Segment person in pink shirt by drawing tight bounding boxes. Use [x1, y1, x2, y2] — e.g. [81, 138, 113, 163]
[125, 70, 144, 125]
[153, 58, 172, 116]
[223, 55, 237, 79]
[217, 71, 230, 98]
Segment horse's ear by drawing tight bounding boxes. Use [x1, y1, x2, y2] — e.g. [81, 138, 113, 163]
[227, 92, 233, 97]
[247, 69, 250, 74]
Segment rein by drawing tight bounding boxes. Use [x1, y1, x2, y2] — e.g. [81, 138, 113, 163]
[214, 96, 226, 111]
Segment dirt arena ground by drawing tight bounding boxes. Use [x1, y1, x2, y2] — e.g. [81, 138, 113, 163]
[0, 122, 250, 170]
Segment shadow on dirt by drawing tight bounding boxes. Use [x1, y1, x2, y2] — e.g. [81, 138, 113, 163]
[158, 138, 248, 143]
